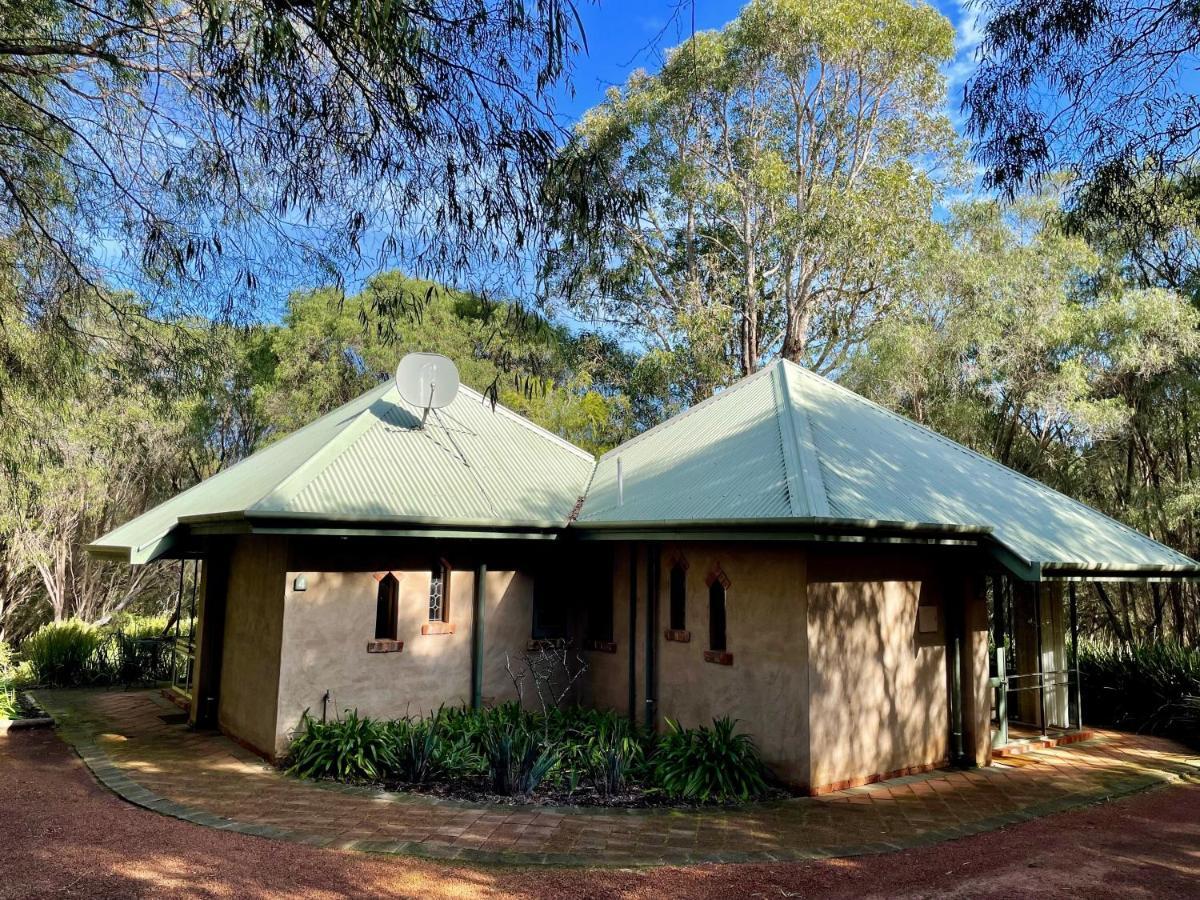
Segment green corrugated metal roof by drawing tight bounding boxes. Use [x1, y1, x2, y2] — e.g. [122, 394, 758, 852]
[90, 356, 1199, 577]
[576, 359, 1199, 577]
[88, 380, 595, 563]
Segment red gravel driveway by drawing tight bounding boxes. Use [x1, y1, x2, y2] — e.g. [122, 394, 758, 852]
[3, 727, 1199, 899]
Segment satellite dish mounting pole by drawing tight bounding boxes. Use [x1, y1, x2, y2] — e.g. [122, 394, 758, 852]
[421, 382, 435, 429]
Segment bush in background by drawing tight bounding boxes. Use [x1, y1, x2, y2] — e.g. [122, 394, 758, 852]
[0, 641, 22, 718]
[22, 620, 103, 687]
[16, 617, 173, 688]
[1079, 640, 1200, 743]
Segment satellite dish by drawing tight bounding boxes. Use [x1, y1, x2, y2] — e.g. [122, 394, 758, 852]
[395, 353, 460, 428]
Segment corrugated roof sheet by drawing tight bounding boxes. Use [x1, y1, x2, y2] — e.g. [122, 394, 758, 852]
[91, 356, 1198, 576]
[89, 380, 595, 562]
[577, 359, 1198, 574]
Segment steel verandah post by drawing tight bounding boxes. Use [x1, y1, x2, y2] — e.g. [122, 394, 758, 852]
[1035, 582, 1048, 736]
[1069, 582, 1081, 731]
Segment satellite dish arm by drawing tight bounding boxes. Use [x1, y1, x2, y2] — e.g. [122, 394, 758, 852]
[420, 382, 435, 429]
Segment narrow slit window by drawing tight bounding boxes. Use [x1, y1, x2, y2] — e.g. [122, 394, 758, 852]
[669, 563, 687, 632]
[708, 579, 727, 652]
[585, 551, 614, 643]
[428, 560, 451, 623]
[375, 574, 399, 641]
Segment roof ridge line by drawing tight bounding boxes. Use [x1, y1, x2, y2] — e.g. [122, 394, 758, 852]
[785, 362, 1194, 563]
[455, 384, 596, 462]
[249, 384, 395, 512]
[774, 362, 831, 517]
[597, 362, 780, 462]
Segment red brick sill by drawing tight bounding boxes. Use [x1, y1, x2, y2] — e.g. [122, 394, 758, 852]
[664, 629, 691, 643]
[703, 650, 733, 666]
[420, 622, 455, 636]
[366, 639, 404, 653]
[584, 640, 617, 653]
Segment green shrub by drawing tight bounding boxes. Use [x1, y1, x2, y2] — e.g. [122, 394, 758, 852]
[22, 620, 103, 687]
[105, 614, 172, 641]
[651, 717, 770, 803]
[1079, 640, 1200, 740]
[90, 631, 173, 685]
[0, 686, 16, 720]
[482, 720, 558, 796]
[287, 710, 398, 782]
[0, 642, 16, 719]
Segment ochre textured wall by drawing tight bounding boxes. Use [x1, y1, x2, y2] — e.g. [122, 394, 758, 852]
[217, 535, 288, 757]
[650, 543, 810, 786]
[806, 551, 952, 790]
[275, 567, 535, 748]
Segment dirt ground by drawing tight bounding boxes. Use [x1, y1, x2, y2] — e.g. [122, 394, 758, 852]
[3, 728, 1198, 899]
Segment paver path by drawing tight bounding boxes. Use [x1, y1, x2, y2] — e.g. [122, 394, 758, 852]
[33, 688, 1200, 867]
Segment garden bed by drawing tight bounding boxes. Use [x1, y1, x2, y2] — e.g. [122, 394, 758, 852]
[0, 692, 53, 733]
[286, 704, 792, 808]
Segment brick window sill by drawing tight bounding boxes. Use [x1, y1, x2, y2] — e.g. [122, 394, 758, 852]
[421, 622, 456, 635]
[703, 650, 733, 666]
[664, 629, 691, 643]
[366, 639, 404, 653]
[584, 640, 617, 653]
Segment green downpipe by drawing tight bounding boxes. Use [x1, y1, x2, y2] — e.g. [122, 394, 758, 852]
[471, 562, 486, 709]
[627, 544, 638, 723]
[644, 545, 659, 731]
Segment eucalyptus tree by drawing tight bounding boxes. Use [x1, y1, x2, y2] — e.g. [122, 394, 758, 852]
[964, 0, 1200, 221]
[546, 0, 960, 401]
[847, 199, 1200, 642]
[0, 0, 586, 324]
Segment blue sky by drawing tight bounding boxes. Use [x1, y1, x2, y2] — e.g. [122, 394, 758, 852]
[554, 0, 984, 127]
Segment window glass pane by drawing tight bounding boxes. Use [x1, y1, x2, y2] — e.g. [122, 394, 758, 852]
[375, 575, 398, 640]
[428, 568, 444, 622]
[669, 564, 687, 631]
[708, 581, 726, 651]
[532, 568, 567, 639]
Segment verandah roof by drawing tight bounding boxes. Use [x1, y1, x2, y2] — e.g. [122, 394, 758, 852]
[89, 358, 1200, 580]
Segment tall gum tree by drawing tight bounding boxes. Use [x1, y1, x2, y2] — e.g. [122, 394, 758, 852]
[546, 0, 961, 401]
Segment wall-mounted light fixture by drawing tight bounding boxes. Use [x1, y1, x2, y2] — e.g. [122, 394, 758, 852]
[293, 574, 308, 592]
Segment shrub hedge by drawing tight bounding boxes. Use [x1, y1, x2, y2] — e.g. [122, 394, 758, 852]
[1079, 640, 1200, 743]
[17, 617, 173, 688]
[287, 703, 772, 805]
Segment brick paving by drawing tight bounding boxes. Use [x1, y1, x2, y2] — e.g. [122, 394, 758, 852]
[32, 688, 1200, 867]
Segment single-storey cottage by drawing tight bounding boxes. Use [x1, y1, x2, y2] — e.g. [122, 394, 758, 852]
[89, 358, 1199, 794]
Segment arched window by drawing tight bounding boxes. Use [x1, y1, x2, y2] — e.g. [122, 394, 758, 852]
[669, 563, 687, 632]
[375, 573, 399, 640]
[428, 560, 451, 623]
[708, 578, 727, 652]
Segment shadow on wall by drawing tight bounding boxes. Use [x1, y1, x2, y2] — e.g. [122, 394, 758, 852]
[806, 570, 950, 788]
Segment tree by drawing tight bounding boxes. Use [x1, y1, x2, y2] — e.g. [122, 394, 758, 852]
[964, 0, 1200, 217]
[265, 273, 640, 455]
[0, 0, 586, 322]
[846, 198, 1200, 643]
[547, 0, 960, 403]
